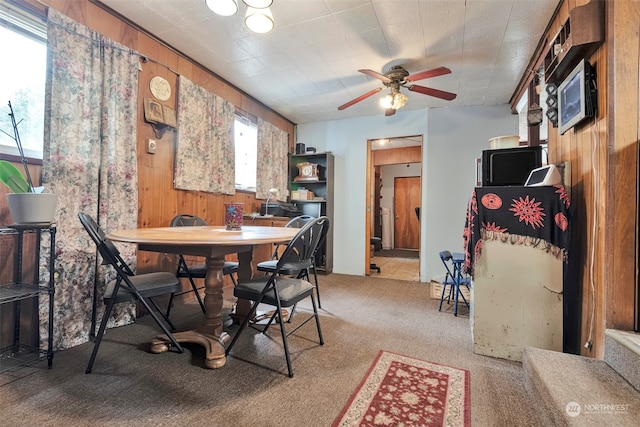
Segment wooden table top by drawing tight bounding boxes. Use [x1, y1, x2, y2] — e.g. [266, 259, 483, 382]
[107, 225, 299, 247]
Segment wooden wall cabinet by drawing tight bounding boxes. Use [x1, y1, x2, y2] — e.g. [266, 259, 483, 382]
[288, 152, 334, 273]
[544, 0, 604, 83]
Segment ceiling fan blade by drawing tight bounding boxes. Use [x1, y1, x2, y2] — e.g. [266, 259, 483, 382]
[385, 108, 396, 117]
[408, 84, 457, 101]
[358, 69, 392, 83]
[406, 66, 451, 82]
[338, 87, 383, 110]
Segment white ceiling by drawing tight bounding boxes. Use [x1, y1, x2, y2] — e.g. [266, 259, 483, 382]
[97, 0, 559, 125]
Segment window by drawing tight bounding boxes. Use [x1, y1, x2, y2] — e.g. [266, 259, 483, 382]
[0, 1, 47, 159]
[234, 114, 257, 191]
[516, 72, 548, 145]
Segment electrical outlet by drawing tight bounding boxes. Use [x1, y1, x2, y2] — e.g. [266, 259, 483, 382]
[147, 139, 156, 154]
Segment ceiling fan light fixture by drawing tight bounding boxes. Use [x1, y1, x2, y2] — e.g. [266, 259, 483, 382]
[339, 65, 456, 113]
[205, 0, 238, 16]
[245, 6, 274, 33]
[393, 92, 408, 109]
[380, 91, 408, 110]
[242, 0, 273, 8]
[380, 94, 394, 109]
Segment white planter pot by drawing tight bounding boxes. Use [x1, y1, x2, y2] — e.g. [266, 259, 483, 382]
[6, 193, 58, 224]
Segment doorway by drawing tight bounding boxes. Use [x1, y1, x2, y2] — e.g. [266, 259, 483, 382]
[366, 136, 422, 281]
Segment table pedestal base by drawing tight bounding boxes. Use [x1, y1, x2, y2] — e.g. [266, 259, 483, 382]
[150, 330, 230, 369]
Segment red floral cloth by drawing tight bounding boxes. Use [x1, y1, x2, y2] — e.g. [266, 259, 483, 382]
[463, 185, 570, 276]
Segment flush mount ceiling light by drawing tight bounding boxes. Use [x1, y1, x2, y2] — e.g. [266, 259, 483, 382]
[206, 0, 276, 33]
[205, 0, 238, 16]
[242, 0, 273, 8]
[245, 7, 274, 33]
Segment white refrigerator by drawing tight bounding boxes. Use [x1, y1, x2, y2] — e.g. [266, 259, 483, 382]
[464, 185, 570, 362]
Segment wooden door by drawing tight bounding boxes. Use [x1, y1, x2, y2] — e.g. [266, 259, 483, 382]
[394, 176, 420, 249]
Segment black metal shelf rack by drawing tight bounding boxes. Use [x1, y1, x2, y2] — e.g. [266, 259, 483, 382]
[0, 224, 56, 373]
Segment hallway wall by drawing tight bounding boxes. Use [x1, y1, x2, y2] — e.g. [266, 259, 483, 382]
[298, 104, 518, 280]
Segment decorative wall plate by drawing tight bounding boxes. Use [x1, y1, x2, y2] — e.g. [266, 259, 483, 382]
[150, 76, 171, 101]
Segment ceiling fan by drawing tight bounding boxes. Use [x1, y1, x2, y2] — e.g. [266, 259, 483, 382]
[338, 65, 457, 116]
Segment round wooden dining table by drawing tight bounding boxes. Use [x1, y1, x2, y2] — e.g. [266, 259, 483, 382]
[107, 225, 299, 369]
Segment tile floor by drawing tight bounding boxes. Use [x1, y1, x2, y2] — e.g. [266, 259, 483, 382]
[369, 256, 419, 281]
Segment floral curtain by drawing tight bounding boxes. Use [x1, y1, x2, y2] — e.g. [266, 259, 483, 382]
[256, 118, 288, 200]
[41, 9, 140, 350]
[175, 75, 235, 194]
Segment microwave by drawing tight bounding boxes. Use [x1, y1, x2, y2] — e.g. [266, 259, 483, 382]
[477, 146, 543, 187]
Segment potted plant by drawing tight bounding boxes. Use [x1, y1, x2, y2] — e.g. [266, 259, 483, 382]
[0, 101, 57, 224]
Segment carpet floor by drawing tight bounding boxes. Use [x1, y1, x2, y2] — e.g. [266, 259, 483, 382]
[0, 274, 548, 426]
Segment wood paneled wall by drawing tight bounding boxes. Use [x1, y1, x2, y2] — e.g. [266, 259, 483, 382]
[2, 0, 295, 293]
[522, 0, 639, 358]
[42, 0, 294, 221]
[602, 0, 639, 337]
[372, 146, 422, 166]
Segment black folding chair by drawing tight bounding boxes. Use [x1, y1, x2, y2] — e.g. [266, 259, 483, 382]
[256, 214, 326, 308]
[78, 212, 183, 373]
[167, 214, 239, 316]
[226, 216, 329, 377]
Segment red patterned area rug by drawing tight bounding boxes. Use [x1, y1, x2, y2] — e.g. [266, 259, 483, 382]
[333, 350, 470, 427]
